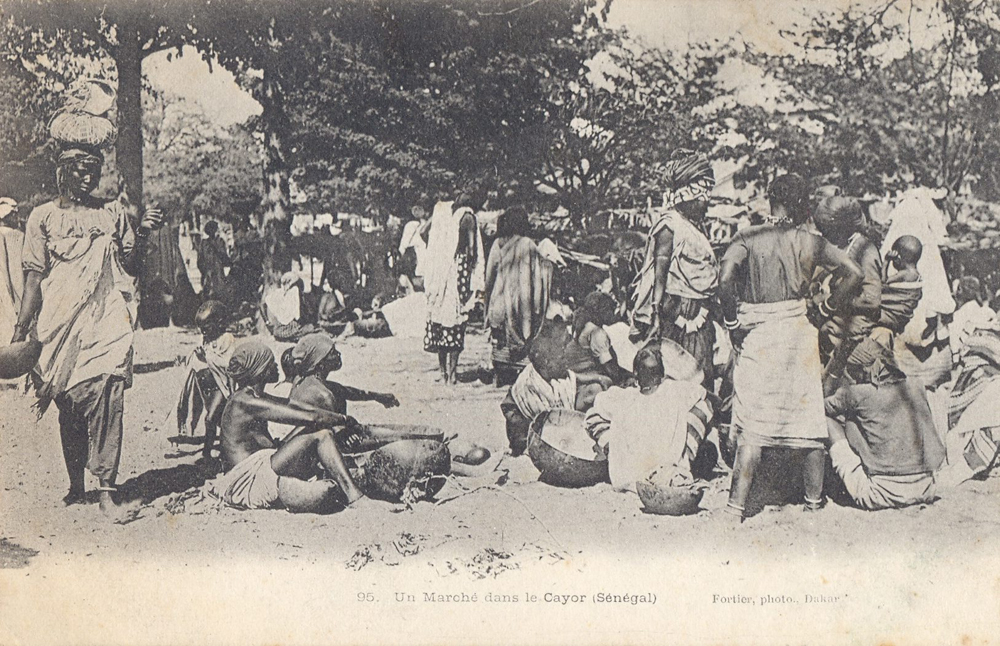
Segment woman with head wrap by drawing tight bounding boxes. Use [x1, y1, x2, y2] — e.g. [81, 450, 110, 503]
[287, 332, 399, 417]
[214, 340, 375, 512]
[629, 150, 719, 385]
[718, 174, 862, 521]
[812, 195, 884, 388]
[484, 205, 556, 385]
[11, 134, 166, 512]
[423, 191, 486, 384]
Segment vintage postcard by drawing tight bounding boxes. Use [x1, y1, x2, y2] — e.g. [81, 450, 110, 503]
[1, 0, 999, 644]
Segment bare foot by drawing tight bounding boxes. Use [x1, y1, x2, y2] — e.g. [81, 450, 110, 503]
[98, 490, 117, 514]
[62, 489, 86, 506]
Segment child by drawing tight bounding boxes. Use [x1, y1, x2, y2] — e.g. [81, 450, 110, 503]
[877, 235, 924, 334]
[175, 300, 236, 461]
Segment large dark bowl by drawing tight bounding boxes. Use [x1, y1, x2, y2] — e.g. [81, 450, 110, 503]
[362, 439, 451, 503]
[635, 480, 704, 516]
[0, 339, 41, 379]
[527, 409, 608, 488]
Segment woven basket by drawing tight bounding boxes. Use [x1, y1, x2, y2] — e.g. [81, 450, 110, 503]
[48, 111, 117, 148]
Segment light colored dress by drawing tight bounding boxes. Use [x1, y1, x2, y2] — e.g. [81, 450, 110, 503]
[21, 198, 137, 411]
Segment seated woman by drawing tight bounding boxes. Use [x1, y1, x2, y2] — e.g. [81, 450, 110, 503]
[175, 300, 235, 461]
[825, 340, 945, 510]
[501, 322, 580, 457]
[564, 291, 630, 406]
[286, 332, 399, 416]
[213, 340, 373, 511]
[585, 346, 714, 492]
[261, 271, 320, 342]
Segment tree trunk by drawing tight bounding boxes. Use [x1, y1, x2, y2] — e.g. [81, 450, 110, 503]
[116, 19, 167, 328]
[258, 19, 293, 286]
[116, 22, 144, 216]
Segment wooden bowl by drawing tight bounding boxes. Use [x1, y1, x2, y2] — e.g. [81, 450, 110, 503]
[0, 339, 41, 379]
[635, 480, 704, 516]
[527, 409, 608, 488]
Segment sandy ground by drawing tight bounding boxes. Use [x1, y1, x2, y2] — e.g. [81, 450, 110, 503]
[2, 326, 1000, 645]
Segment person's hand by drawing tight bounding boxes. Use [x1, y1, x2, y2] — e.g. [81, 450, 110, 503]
[194, 346, 207, 362]
[377, 393, 400, 408]
[139, 208, 166, 233]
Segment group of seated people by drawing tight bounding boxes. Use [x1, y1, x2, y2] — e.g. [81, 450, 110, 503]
[173, 215, 1000, 518]
[176, 300, 402, 511]
[495, 223, 1000, 515]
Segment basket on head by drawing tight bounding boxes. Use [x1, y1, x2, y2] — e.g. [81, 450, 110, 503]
[0, 339, 41, 380]
[527, 409, 608, 488]
[635, 480, 704, 516]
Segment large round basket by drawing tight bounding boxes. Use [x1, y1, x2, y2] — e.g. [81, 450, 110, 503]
[635, 480, 704, 516]
[527, 409, 608, 488]
[0, 339, 41, 380]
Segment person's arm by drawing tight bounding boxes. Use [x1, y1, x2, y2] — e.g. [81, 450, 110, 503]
[717, 239, 748, 326]
[324, 380, 399, 407]
[11, 209, 48, 343]
[458, 212, 477, 262]
[11, 271, 42, 343]
[815, 238, 863, 313]
[483, 241, 501, 316]
[852, 245, 882, 315]
[121, 206, 165, 277]
[239, 393, 350, 428]
[650, 227, 674, 332]
[824, 386, 852, 421]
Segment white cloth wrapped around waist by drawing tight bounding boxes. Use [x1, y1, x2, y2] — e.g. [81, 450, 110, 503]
[732, 299, 827, 448]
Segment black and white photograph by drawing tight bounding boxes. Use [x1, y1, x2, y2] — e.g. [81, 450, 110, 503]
[1, 1, 999, 644]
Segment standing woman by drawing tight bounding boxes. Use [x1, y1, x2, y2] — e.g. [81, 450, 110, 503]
[484, 206, 554, 384]
[629, 151, 719, 384]
[423, 192, 485, 384]
[718, 174, 861, 521]
[12, 150, 164, 512]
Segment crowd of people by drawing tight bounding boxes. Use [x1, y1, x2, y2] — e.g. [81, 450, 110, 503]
[3, 80, 1000, 522]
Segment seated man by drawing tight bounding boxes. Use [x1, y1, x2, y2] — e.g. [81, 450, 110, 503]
[585, 346, 714, 492]
[213, 340, 370, 511]
[175, 301, 235, 461]
[286, 332, 399, 415]
[825, 340, 945, 510]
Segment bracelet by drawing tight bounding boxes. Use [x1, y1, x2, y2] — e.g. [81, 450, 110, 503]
[723, 317, 740, 331]
[13, 322, 30, 334]
[818, 297, 834, 319]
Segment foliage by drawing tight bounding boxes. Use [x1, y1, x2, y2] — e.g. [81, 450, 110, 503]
[144, 91, 263, 225]
[724, 0, 1000, 199]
